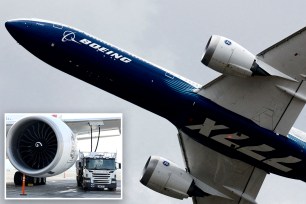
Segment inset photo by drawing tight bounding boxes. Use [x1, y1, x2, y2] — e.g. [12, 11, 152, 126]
[5, 113, 122, 200]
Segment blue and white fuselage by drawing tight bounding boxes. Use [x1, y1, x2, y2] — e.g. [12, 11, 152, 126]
[5, 19, 306, 182]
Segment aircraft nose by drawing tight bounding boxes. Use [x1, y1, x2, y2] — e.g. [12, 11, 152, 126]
[6, 20, 22, 34]
[5, 20, 28, 41]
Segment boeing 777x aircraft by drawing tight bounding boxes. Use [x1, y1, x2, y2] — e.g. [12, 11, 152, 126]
[5, 19, 306, 203]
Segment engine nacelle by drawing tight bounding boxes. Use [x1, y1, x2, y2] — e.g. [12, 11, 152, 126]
[140, 156, 206, 200]
[202, 35, 269, 77]
[6, 115, 78, 177]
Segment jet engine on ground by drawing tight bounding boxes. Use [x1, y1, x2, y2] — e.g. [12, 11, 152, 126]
[6, 115, 78, 179]
[140, 156, 207, 200]
[202, 35, 269, 77]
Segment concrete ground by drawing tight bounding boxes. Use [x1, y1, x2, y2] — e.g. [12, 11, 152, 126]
[5, 170, 122, 199]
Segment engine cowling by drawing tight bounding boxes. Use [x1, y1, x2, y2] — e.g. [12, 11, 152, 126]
[6, 115, 78, 177]
[202, 35, 269, 77]
[140, 156, 206, 200]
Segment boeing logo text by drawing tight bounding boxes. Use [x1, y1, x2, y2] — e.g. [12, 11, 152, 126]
[61, 30, 132, 63]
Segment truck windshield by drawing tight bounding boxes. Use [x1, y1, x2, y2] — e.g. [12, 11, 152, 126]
[85, 158, 116, 170]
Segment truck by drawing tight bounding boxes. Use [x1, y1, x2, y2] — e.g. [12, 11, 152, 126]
[76, 152, 120, 191]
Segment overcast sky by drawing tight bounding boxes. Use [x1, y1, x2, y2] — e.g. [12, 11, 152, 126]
[2, 0, 306, 203]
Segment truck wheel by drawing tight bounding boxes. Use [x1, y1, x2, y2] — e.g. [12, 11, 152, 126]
[40, 177, 46, 185]
[14, 171, 22, 186]
[109, 188, 116, 191]
[33, 177, 39, 185]
[26, 176, 34, 185]
[76, 177, 81, 187]
[14, 172, 37, 186]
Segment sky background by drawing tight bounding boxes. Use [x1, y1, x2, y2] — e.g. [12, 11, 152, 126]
[2, 0, 306, 203]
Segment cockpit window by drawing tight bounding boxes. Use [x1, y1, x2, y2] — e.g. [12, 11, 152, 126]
[53, 24, 63, 29]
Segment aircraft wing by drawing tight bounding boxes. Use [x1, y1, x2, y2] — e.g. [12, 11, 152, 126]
[181, 28, 306, 203]
[5, 114, 121, 138]
[198, 27, 306, 136]
[62, 117, 121, 137]
[257, 27, 306, 79]
[179, 131, 266, 204]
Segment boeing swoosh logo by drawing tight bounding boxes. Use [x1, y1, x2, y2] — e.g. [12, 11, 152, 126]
[62, 31, 80, 44]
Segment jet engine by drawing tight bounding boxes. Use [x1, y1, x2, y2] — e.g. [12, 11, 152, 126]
[6, 115, 78, 177]
[202, 35, 269, 77]
[140, 156, 206, 200]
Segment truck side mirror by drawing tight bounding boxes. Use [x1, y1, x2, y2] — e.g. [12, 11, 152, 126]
[78, 162, 82, 168]
[116, 163, 121, 169]
[119, 163, 121, 169]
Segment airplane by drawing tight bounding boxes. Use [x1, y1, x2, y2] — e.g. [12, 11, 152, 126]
[5, 113, 121, 185]
[5, 18, 306, 203]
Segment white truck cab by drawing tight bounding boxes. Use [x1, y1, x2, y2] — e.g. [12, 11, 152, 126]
[76, 152, 121, 191]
